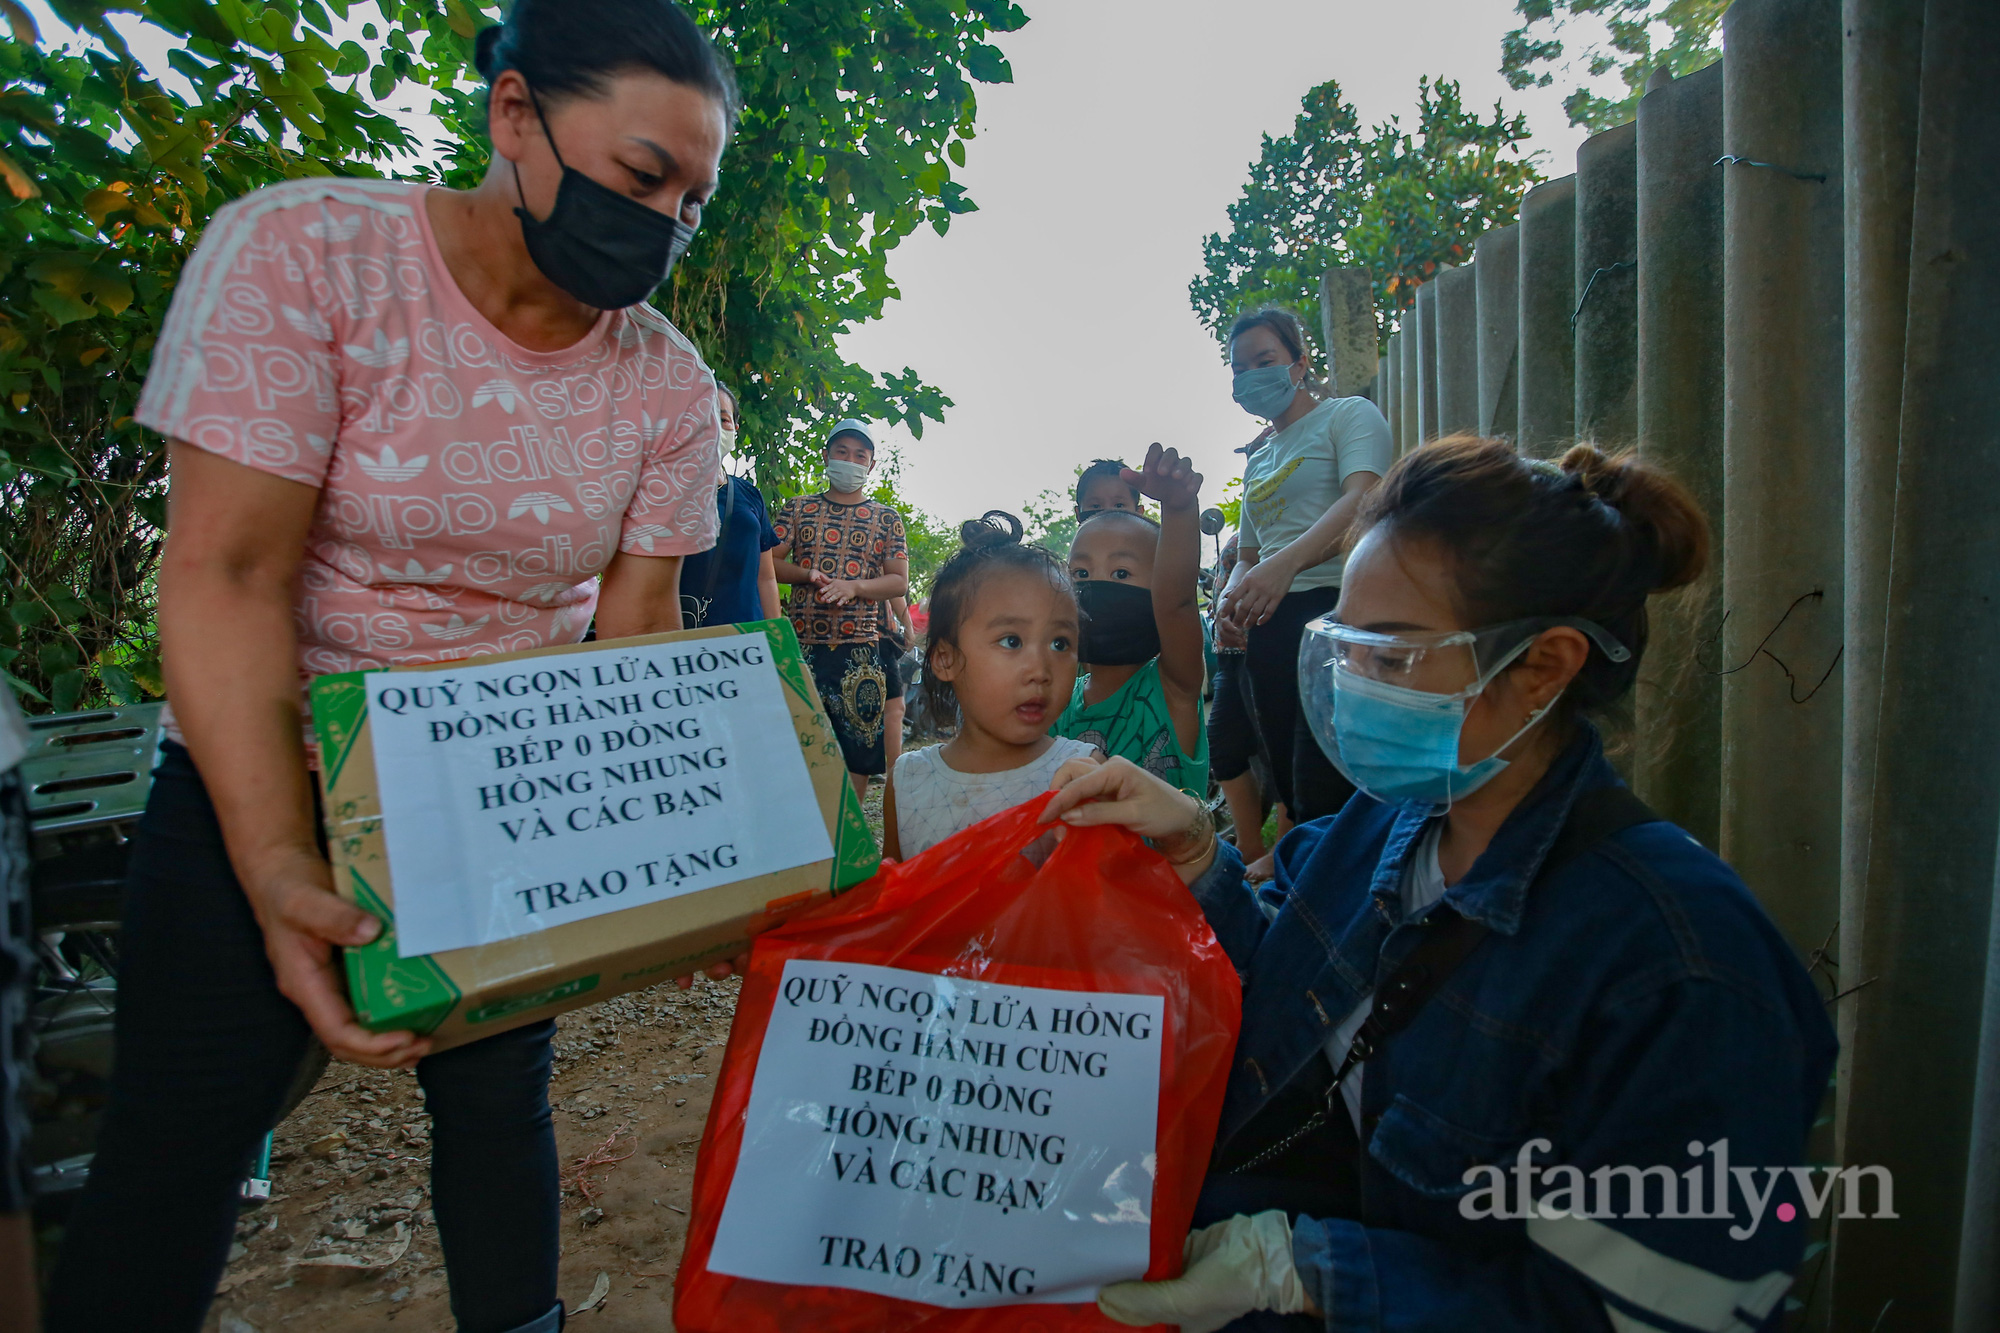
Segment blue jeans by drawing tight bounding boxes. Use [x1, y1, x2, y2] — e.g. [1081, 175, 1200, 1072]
[43, 743, 561, 1332]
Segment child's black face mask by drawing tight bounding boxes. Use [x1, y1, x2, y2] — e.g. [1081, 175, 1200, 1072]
[1076, 581, 1160, 665]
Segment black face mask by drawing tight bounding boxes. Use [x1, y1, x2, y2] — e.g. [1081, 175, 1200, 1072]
[513, 91, 697, 310]
[1076, 580, 1161, 665]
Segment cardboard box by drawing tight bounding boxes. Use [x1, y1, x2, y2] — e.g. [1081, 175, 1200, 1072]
[309, 619, 880, 1052]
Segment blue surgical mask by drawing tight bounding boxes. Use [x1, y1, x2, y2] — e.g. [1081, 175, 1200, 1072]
[1308, 638, 1557, 807]
[1300, 613, 1630, 808]
[1330, 671, 1559, 805]
[1232, 364, 1301, 419]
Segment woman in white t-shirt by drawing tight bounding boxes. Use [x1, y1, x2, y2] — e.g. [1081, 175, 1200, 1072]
[1217, 308, 1392, 839]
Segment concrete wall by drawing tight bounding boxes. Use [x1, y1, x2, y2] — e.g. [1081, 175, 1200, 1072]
[1305, 0, 1999, 1319]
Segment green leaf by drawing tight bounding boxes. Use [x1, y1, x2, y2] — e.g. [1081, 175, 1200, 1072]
[0, 668, 47, 704]
[962, 43, 1011, 84]
[49, 666, 86, 713]
[144, 0, 237, 44]
[99, 661, 141, 704]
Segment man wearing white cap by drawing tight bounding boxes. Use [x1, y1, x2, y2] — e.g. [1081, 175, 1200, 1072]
[772, 420, 910, 796]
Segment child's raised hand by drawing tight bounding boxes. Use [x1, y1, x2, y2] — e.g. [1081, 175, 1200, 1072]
[1123, 442, 1202, 514]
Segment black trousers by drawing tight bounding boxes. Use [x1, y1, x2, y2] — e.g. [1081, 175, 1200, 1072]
[1209, 651, 1263, 785]
[43, 743, 560, 1333]
[1245, 587, 1356, 824]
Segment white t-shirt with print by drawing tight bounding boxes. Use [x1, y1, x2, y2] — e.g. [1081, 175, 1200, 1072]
[1239, 395, 1393, 593]
[893, 736, 1098, 859]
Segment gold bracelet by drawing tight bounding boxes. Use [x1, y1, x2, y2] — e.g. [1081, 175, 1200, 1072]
[1153, 802, 1217, 866]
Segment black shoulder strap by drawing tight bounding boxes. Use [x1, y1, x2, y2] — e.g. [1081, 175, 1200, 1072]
[704, 475, 740, 609]
[1336, 784, 1660, 1079]
[1223, 784, 1662, 1177]
[684, 477, 741, 629]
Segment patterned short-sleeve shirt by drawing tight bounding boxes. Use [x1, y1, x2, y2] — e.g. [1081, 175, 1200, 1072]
[135, 177, 721, 735]
[772, 494, 908, 645]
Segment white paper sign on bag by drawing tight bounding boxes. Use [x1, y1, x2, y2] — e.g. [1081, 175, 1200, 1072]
[365, 638, 832, 958]
[708, 959, 1164, 1307]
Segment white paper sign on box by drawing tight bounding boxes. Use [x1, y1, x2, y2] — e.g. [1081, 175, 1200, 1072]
[708, 959, 1164, 1307]
[364, 638, 832, 958]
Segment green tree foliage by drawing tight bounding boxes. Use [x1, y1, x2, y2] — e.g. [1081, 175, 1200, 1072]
[876, 490, 955, 601]
[1502, 0, 1730, 130]
[1019, 482, 1078, 566]
[0, 0, 1025, 711]
[858, 448, 954, 599]
[1189, 77, 1542, 355]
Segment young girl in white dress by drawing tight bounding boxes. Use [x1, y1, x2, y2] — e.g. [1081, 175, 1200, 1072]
[883, 512, 1099, 859]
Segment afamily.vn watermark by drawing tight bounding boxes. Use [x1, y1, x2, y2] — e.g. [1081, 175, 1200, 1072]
[1458, 1139, 1897, 1239]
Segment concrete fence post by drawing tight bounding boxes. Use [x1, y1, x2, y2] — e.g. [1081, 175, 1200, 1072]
[1633, 60, 1726, 851]
[1832, 17, 1925, 1304]
[1414, 280, 1441, 445]
[1575, 121, 1641, 449]
[1474, 224, 1521, 441]
[1382, 336, 1402, 448]
[1319, 267, 1379, 400]
[1517, 176, 1578, 457]
[1397, 314, 1420, 455]
[1829, 0, 2000, 1326]
[1433, 264, 1480, 436]
[1719, 0, 1846, 968]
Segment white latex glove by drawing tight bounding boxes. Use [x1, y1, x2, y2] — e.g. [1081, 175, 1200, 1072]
[1097, 1210, 1309, 1333]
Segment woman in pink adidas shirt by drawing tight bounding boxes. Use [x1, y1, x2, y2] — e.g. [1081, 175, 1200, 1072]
[46, 5, 736, 1330]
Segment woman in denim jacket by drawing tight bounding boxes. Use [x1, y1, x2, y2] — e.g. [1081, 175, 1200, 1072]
[1043, 437, 1838, 1333]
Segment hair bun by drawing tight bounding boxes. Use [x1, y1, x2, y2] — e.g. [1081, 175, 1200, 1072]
[1556, 443, 1709, 594]
[473, 23, 506, 80]
[959, 510, 1024, 551]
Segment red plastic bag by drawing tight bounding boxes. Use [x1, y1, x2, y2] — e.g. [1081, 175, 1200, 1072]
[675, 793, 1242, 1333]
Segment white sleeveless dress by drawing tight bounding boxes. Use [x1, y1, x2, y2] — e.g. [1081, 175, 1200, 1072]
[893, 737, 1099, 858]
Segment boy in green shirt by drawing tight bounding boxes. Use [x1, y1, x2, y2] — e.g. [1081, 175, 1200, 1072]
[1057, 444, 1209, 798]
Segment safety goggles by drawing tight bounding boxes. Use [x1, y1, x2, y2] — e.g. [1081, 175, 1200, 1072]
[1301, 615, 1632, 700]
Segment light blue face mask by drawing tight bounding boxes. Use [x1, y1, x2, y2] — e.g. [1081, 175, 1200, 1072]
[1299, 616, 1633, 808]
[1232, 363, 1300, 419]
[1322, 653, 1548, 806]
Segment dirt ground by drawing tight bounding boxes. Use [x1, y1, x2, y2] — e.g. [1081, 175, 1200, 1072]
[198, 974, 739, 1332]
[194, 779, 889, 1332]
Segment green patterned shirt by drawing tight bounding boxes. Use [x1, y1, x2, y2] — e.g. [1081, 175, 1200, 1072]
[1056, 658, 1209, 799]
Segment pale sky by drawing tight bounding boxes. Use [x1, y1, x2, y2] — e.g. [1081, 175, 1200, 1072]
[843, 0, 1596, 525]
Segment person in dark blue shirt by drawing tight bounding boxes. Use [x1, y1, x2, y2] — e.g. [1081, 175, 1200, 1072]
[680, 384, 781, 627]
[1045, 437, 1838, 1333]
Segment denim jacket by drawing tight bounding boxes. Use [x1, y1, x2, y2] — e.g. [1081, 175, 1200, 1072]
[1189, 725, 1839, 1332]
